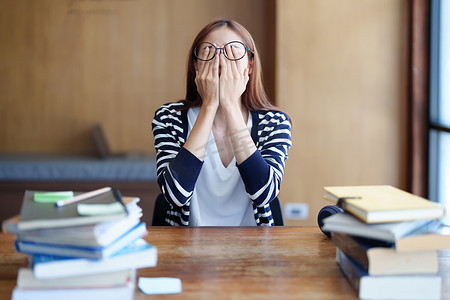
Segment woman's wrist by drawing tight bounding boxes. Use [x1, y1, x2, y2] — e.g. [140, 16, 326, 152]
[220, 100, 241, 117]
[201, 99, 219, 113]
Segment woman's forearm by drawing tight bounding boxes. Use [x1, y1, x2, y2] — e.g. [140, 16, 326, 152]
[183, 104, 217, 161]
[223, 104, 257, 165]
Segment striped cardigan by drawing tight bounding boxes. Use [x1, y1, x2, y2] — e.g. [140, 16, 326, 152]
[151, 100, 292, 226]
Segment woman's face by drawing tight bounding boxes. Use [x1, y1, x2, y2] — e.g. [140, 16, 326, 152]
[196, 27, 252, 75]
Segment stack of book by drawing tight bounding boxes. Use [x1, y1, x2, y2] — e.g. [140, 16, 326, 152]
[3, 187, 157, 300]
[321, 185, 448, 300]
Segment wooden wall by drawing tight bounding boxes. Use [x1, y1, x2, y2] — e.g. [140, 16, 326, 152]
[0, 0, 274, 154]
[276, 0, 409, 225]
[0, 0, 408, 226]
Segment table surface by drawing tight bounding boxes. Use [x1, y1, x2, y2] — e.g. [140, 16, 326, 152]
[138, 227, 359, 299]
[0, 226, 360, 299]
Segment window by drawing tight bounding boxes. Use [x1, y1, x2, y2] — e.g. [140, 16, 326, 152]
[429, 0, 450, 224]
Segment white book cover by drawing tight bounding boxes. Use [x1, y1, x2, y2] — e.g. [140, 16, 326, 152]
[16, 222, 147, 259]
[322, 212, 430, 242]
[32, 238, 157, 279]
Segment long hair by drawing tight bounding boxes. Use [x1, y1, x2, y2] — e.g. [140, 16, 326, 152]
[185, 19, 277, 112]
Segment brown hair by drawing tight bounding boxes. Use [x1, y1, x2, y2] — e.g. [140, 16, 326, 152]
[185, 19, 277, 112]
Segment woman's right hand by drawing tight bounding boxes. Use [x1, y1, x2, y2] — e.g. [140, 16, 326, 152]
[194, 51, 220, 110]
[184, 51, 220, 161]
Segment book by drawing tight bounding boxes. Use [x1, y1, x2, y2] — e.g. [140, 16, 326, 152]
[17, 268, 133, 289]
[12, 270, 135, 300]
[336, 248, 442, 300]
[7, 197, 142, 247]
[4, 195, 139, 232]
[324, 185, 444, 223]
[31, 238, 157, 279]
[15, 222, 147, 259]
[321, 212, 430, 243]
[12, 283, 134, 300]
[2, 214, 20, 233]
[394, 220, 450, 252]
[331, 232, 439, 275]
[17, 189, 128, 231]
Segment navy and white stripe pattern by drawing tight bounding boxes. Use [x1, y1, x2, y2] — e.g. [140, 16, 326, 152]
[152, 100, 292, 226]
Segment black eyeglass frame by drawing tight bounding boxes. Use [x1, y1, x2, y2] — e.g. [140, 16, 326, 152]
[193, 41, 254, 61]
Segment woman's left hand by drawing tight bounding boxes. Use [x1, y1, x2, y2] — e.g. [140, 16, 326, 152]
[218, 45, 250, 109]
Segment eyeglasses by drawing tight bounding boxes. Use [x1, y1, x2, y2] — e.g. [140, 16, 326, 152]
[193, 41, 254, 61]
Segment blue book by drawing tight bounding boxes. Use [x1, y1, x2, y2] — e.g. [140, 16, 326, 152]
[15, 223, 147, 259]
[30, 238, 157, 279]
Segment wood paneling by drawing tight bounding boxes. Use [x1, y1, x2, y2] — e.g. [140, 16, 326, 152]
[0, 0, 274, 155]
[0, 0, 409, 226]
[276, 0, 409, 225]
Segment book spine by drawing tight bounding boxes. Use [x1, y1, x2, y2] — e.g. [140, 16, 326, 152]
[331, 233, 370, 270]
[336, 248, 365, 292]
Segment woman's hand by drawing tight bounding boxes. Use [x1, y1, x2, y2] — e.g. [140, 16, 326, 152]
[185, 49, 220, 161]
[217, 46, 255, 164]
[218, 45, 250, 110]
[194, 51, 220, 110]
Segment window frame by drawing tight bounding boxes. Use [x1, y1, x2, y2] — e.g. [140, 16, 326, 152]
[429, 0, 450, 215]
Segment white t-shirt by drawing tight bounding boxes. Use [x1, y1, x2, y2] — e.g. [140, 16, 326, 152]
[187, 107, 257, 226]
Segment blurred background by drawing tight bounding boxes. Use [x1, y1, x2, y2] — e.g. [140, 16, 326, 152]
[0, 0, 434, 226]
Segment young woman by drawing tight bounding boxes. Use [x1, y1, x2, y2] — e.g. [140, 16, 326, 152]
[152, 19, 292, 226]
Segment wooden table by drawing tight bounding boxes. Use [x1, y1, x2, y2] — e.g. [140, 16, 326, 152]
[0, 227, 358, 299]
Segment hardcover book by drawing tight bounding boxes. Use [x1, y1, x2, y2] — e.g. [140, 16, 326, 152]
[31, 238, 157, 279]
[324, 185, 444, 223]
[12, 269, 135, 300]
[15, 222, 147, 259]
[18, 189, 128, 231]
[7, 197, 142, 247]
[321, 212, 430, 243]
[17, 268, 133, 289]
[394, 221, 450, 252]
[331, 232, 438, 275]
[336, 248, 441, 300]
